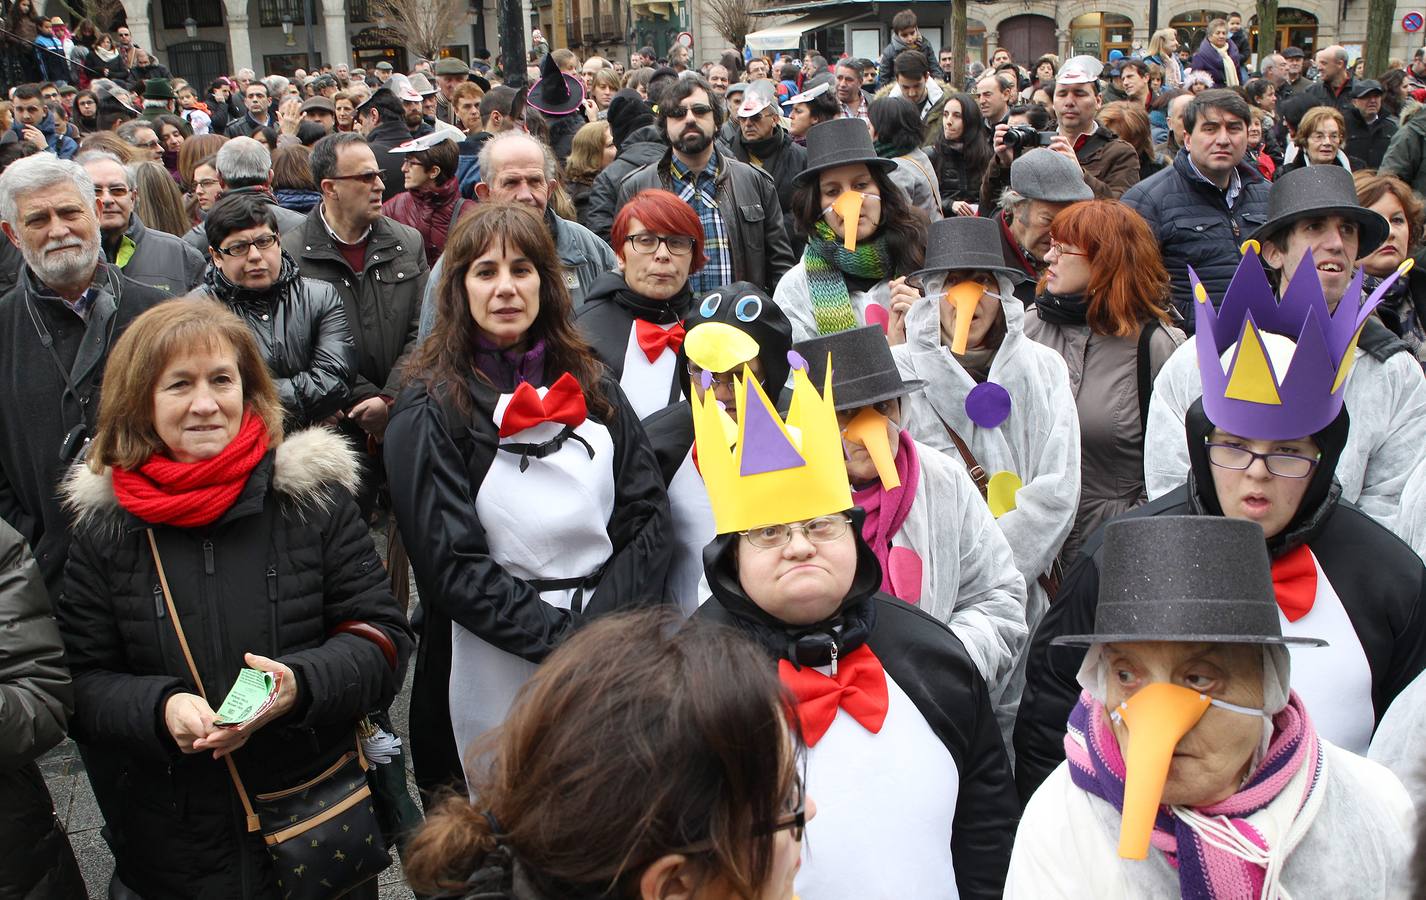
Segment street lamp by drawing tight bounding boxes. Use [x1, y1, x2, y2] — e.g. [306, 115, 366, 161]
[184, 17, 198, 38]
[282, 13, 295, 46]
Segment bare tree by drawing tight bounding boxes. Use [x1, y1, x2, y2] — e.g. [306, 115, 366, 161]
[703, 0, 758, 50]
[61, 0, 124, 29]
[370, 0, 467, 62]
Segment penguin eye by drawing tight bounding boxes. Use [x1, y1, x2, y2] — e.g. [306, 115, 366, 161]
[699, 293, 723, 317]
[735, 294, 763, 322]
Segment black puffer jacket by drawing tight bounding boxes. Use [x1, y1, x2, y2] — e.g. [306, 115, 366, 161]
[194, 253, 357, 427]
[57, 429, 414, 900]
[928, 138, 991, 213]
[585, 123, 667, 242]
[1120, 150, 1270, 332]
[0, 519, 84, 900]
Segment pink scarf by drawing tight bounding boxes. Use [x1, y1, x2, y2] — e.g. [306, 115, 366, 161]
[852, 430, 920, 598]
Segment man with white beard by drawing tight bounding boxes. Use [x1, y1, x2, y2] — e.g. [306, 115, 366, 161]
[0, 154, 171, 605]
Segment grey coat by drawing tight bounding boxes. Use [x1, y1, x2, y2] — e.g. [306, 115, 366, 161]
[185, 191, 309, 254]
[1022, 310, 1184, 564]
[111, 214, 206, 295]
[0, 518, 83, 899]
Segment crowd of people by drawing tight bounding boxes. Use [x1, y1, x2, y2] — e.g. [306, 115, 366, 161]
[4, 5, 1426, 899]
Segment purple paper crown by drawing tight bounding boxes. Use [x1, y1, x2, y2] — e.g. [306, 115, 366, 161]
[1189, 247, 1408, 440]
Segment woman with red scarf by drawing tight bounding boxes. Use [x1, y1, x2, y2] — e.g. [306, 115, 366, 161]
[381, 131, 474, 267]
[57, 299, 413, 900]
[792, 324, 1028, 697]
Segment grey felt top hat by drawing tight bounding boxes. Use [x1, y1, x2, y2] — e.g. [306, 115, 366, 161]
[914, 216, 1031, 283]
[793, 118, 897, 185]
[794, 325, 925, 411]
[1052, 517, 1328, 647]
[1248, 165, 1388, 258]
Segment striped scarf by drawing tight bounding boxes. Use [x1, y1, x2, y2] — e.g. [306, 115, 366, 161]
[803, 221, 891, 335]
[1065, 689, 1322, 899]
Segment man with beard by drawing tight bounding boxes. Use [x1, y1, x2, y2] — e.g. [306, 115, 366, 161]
[78, 151, 205, 295]
[727, 82, 807, 256]
[0, 154, 169, 602]
[419, 131, 616, 334]
[617, 75, 795, 295]
[354, 87, 414, 202]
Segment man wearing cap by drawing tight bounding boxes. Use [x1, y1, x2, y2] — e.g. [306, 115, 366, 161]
[1122, 89, 1270, 328]
[1144, 165, 1426, 531]
[299, 95, 337, 134]
[988, 148, 1092, 303]
[1343, 79, 1395, 170]
[1281, 46, 1310, 95]
[616, 75, 795, 295]
[432, 57, 468, 125]
[405, 74, 438, 137]
[1306, 45, 1356, 117]
[355, 88, 415, 202]
[728, 82, 807, 256]
[139, 78, 176, 121]
[586, 89, 663, 242]
[875, 49, 950, 147]
[374, 60, 393, 84]
[224, 79, 273, 137]
[984, 55, 1140, 204]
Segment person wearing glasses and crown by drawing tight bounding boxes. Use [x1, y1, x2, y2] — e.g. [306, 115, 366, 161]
[1016, 243, 1426, 802]
[691, 349, 1017, 898]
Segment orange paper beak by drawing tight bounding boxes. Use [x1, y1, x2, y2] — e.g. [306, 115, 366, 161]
[943, 281, 986, 355]
[831, 191, 865, 251]
[842, 407, 899, 489]
[1111, 682, 1211, 859]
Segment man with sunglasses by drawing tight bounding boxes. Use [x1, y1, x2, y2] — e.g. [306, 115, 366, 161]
[728, 82, 807, 257]
[78, 150, 205, 295]
[283, 132, 427, 511]
[616, 75, 795, 296]
[192, 193, 355, 428]
[1016, 244, 1426, 800]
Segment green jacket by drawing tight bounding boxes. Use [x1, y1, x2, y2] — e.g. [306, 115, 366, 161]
[1380, 109, 1426, 197]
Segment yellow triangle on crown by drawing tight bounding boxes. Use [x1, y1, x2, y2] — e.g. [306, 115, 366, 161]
[1223, 320, 1283, 405]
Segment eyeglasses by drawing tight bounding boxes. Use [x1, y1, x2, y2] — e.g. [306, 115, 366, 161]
[193, 178, 220, 189]
[1205, 442, 1320, 478]
[686, 361, 738, 386]
[741, 514, 851, 550]
[1048, 240, 1087, 257]
[667, 103, 714, 119]
[625, 233, 696, 256]
[134, 139, 162, 150]
[94, 185, 129, 198]
[216, 233, 279, 257]
[326, 170, 384, 185]
[762, 770, 806, 842]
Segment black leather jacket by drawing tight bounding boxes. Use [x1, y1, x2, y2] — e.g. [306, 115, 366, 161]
[195, 252, 357, 427]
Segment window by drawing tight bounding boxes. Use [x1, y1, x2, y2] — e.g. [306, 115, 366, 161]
[160, 0, 222, 28]
[349, 0, 373, 23]
[258, 0, 307, 28]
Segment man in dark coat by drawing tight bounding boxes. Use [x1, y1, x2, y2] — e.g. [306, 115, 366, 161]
[586, 89, 665, 242]
[724, 82, 808, 257]
[223, 79, 275, 137]
[1305, 44, 1357, 117]
[1121, 89, 1270, 332]
[1344, 79, 1397, 170]
[354, 87, 414, 202]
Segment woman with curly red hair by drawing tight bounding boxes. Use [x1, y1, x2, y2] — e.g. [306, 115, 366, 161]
[1024, 199, 1185, 563]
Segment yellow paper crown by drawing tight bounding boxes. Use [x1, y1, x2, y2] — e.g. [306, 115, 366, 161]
[691, 356, 853, 534]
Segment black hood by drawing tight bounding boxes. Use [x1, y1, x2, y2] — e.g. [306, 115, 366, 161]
[702, 508, 884, 667]
[1185, 396, 1347, 554]
[683, 281, 793, 395]
[582, 270, 693, 325]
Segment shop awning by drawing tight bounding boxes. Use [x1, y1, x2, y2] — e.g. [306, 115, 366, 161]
[744, 13, 847, 54]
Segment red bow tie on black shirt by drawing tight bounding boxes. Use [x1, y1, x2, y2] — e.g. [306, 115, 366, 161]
[635, 319, 685, 363]
[498, 372, 587, 437]
[778, 644, 890, 746]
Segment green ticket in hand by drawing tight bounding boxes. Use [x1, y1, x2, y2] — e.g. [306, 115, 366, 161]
[212, 668, 281, 728]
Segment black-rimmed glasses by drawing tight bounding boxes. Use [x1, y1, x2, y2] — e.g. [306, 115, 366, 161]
[1205, 441, 1320, 478]
[625, 233, 695, 256]
[216, 233, 279, 257]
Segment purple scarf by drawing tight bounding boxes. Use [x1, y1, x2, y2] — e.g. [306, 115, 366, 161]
[475, 336, 547, 391]
[1064, 689, 1322, 899]
[852, 430, 920, 598]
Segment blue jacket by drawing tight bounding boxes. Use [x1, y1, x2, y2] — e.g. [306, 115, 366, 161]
[9, 113, 76, 160]
[1120, 150, 1269, 333]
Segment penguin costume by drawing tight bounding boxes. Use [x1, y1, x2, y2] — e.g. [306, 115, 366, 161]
[689, 351, 1017, 898]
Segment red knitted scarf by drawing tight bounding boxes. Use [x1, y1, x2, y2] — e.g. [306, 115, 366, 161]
[111, 412, 270, 528]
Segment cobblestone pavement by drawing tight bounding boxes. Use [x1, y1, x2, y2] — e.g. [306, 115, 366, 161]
[44, 525, 422, 899]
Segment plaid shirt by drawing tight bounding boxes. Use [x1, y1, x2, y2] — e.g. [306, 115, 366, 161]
[670, 152, 731, 295]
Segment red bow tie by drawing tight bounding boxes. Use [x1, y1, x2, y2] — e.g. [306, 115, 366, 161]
[635, 319, 686, 363]
[498, 372, 587, 438]
[778, 644, 889, 747]
[1271, 544, 1318, 622]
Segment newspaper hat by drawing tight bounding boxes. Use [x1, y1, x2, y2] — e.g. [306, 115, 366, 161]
[1056, 55, 1104, 85]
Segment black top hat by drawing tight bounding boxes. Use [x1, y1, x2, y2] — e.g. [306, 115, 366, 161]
[1053, 517, 1327, 647]
[527, 51, 586, 117]
[1248, 165, 1388, 258]
[688, 281, 794, 392]
[793, 118, 897, 185]
[915, 216, 1030, 283]
[794, 325, 925, 411]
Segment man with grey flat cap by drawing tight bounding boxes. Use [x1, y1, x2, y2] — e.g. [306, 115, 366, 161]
[991, 148, 1092, 303]
[432, 57, 469, 125]
[1144, 164, 1426, 532]
[1344, 79, 1395, 170]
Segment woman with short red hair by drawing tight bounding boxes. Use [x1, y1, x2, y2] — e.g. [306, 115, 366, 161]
[1023, 199, 1185, 563]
